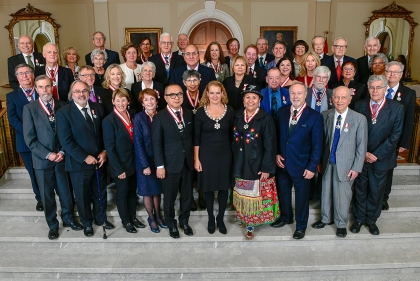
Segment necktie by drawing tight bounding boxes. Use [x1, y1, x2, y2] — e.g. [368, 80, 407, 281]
[82, 108, 95, 132]
[271, 90, 278, 117]
[336, 60, 342, 79]
[329, 115, 342, 164]
[248, 68, 253, 77]
[315, 91, 322, 112]
[26, 55, 35, 69]
[165, 56, 170, 77]
[259, 57, 264, 68]
[386, 88, 393, 99]
[50, 69, 58, 100]
[289, 110, 298, 134]
[46, 103, 55, 130]
[89, 90, 97, 102]
[372, 103, 379, 115]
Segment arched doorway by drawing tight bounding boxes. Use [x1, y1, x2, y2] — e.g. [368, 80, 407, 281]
[189, 21, 232, 62]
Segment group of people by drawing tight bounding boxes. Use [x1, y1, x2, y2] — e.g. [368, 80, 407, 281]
[6, 31, 416, 240]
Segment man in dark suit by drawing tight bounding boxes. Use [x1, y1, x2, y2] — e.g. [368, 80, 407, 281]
[271, 82, 323, 239]
[152, 84, 194, 239]
[34, 43, 74, 102]
[244, 44, 267, 89]
[256, 37, 275, 67]
[22, 75, 83, 240]
[323, 37, 357, 88]
[7, 63, 42, 211]
[382, 61, 416, 210]
[149, 33, 185, 87]
[85, 31, 120, 69]
[56, 80, 114, 237]
[8, 35, 45, 91]
[352, 75, 404, 235]
[357, 37, 380, 85]
[169, 44, 216, 94]
[312, 35, 330, 64]
[260, 67, 290, 118]
[175, 33, 189, 56]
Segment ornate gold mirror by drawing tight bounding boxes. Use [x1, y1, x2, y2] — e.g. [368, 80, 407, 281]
[364, 2, 418, 79]
[4, 3, 60, 56]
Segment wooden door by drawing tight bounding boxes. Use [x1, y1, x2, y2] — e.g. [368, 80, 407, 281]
[189, 21, 232, 63]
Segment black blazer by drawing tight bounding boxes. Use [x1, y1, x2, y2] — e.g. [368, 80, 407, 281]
[152, 107, 194, 173]
[35, 66, 74, 102]
[223, 75, 257, 111]
[331, 80, 367, 110]
[149, 53, 185, 87]
[130, 81, 166, 112]
[392, 84, 416, 149]
[102, 112, 136, 178]
[85, 49, 121, 69]
[56, 101, 105, 172]
[93, 86, 113, 116]
[248, 64, 267, 89]
[356, 55, 372, 85]
[320, 54, 331, 66]
[323, 55, 358, 88]
[169, 64, 217, 94]
[261, 53, 275, 66]
[355, 99, 404, 170]
[8, 53, 45, 91]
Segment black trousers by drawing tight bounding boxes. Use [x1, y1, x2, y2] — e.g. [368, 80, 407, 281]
[383, 168, 394, 203]
[162, 162, 192, 228]
[20, 152, 41, 202]
[114, 173, 137, 224]
[69, 166, 107, 228]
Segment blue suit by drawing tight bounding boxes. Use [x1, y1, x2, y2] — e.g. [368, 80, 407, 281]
[169, 64, 216, 94]
[260, 87, 291, 117]
[6, 88, 41, 202]
[275, 105, 323, 230]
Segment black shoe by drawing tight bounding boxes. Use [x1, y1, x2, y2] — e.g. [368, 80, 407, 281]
[216, 215, 227, 235]
[36, 201, 44, 211]
[132, 218, 146, 228]
[63, 221, 83, 231]
[123, 222, 137, 234]
[208, 217, 215, 234]
[382, 201, 389, 211]
[293, 229, 306, 239]
[147, 217, 160, 233]
[199, 196, 206, 210]
[48, 228, 59, 240]
[270, 218, 293, 228]
[169, 227, 180, 239]
[336, 228, 347, 238]
[156, 219, 168, 229]
[350, 221, 363, 233]
[93, 220, 115, 229]
[84, 227, 94, 237]
[180, 224, 193, 236]
[367, 223, 380, 235]
[311, 220, 334, 229]
[191, 200, 198, 212]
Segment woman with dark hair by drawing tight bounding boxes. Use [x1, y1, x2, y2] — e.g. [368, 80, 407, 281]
[369, 53, 388, 76]
[225, 38, 240, 74]
[133, 88, 167, 233]
[202, 42, 230, 82]
[120, 42, 142, 90]
[276, 57, 297, 89]
[331, 60, 367, 109]
[137, 36, 153, 64]
[292, 40, 309, 77]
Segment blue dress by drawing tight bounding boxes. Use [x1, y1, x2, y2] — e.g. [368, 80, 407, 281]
[133, 111, 162, 196]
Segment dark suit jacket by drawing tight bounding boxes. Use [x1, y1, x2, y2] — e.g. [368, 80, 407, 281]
[92, 86, 113, 116]
[22, 99, 66, 169]
[149, 53, 185, 87]
[320, 53, 331, 66]
[35, 66, 74, 102]
[6, 88, 39, 152]
[152, 107, 194, 173]
[323, 55, 358, 88]
[223, 75, 257, 111]
[169, 64, 217, 94]
[305, 88, 334, 111]
[356, 55, 372, 85]
[8, 53, 45, 91]
[331, 80, 368, 110]
[85, 49, 120, 69]
[355, 99, 404, 170]
[131, 81, 166, 112]
[276, 105, 323, 177]
[102, 112, 136, 178]
[392, 84, 416, 149]
[248, 64, 267, 89]
[260, 53, 275, 66]
[56, 101, 105, 172]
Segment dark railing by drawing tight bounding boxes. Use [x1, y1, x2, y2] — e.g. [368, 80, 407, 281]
[410, 98, 420, 163]
[0, 101, 20, 178]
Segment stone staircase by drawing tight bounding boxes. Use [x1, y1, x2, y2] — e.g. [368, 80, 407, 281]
[0, 164, 419, 280]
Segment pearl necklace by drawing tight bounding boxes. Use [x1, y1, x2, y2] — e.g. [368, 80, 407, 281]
[204, 104, 227, 129]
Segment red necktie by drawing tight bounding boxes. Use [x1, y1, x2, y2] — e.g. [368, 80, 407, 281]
[336, 60, 342, 79]
[50, 69, 58, 100]
[248, 68, 253, 76]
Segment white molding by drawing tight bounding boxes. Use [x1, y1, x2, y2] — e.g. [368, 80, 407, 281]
[93, 0, 108, 3]
[205, 1, 216, 17]
[316, 0, 332, 2]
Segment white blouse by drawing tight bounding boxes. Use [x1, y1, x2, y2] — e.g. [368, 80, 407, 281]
[120, 63, 142, 90]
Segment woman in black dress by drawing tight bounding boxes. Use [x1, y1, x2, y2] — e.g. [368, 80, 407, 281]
[194, 81, 234, 234]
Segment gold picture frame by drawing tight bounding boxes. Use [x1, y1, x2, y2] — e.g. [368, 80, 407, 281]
[260, 26, 298, 57]
[124, 27, 163, 55]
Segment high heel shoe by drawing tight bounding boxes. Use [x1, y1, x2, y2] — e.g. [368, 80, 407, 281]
[208, 216, 215, 234]
[216, 215, 227, 234]
[147, 217, 160, 233]
[156, 218, 168, 229]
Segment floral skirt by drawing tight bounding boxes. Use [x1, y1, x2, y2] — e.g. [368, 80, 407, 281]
[233, 177, 280, 226]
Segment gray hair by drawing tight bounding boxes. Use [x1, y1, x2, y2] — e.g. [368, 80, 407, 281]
[333, 86, 351, 98]
[92, 31, 106, 40]
[289, 81, 307, 92]
[140, 61, 156, 74]
[333, 37, 348, 46]
[42, 42, 58, 52]
[90, 48, 108, 61]
[256, 37, 268, 45]
[15, 63, 33, 76]
[365, 36, 381, 47]
[182, 69, 200, 81]
[68, 80, 89, 101]
[18, 35, 34, 44]
[311, 35, 324, 46]
[367, 75, 387, 87]
[386, 61, 405, 72]
[369, 53, 388, 68]
[160, 32, 173, 42]
[178, 33, 189, 40]
[313, 66, 331, 79]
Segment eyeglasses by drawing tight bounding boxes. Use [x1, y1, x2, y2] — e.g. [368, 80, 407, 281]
[36, 85, 52, 90]
[343, 67, 355, 71]
[160, 41, 173, 45]
[184, 52, 198, 57]
[184, 79, 199, 84]
[385, 70, 402, 75]
[333, 45, 347, 49]
[79, 74, 96, 78]
[165, 92, 183, 99]
[368, 86, 386, 91]
[72, 89, 89, 94]
[16, 71, 32, 77]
